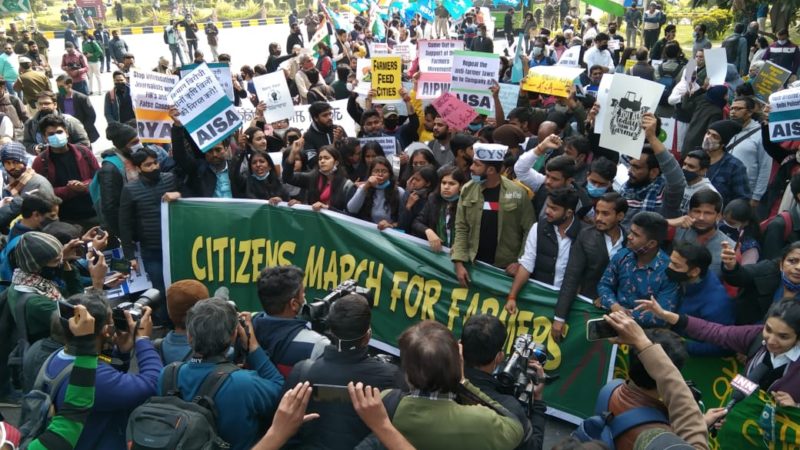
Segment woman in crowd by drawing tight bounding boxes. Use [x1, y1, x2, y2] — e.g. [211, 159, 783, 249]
[384, 320, 524, 449]
[360, 141, 385, 177]
[336, 137, 364, 182]
[721, 198, 762, 265]
[411, 167, 468, 252]
[347, 157, 403, 230]
[283, 142, 354, 212]
[231, 148, 288, 204]
[398, 165, 437, 232]
[399, 147, 438, 187]
[637, 297, 800, 408]
[721, 241, 800, 325]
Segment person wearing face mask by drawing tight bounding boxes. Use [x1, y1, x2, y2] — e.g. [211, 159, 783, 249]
[691, 24, 711, 55]
[0, 142, 54, 230]
[681, 84, 727, 157]
[412, 166, 467, 252]
[119, 147, 180, 308]
[662, 240, 734, 356]
[152, 56, 170, 74]
[56, 75, 99, 143]
[679, 149, 718, 214]
[0, 193, 62, 282]
[638, 296, 800, 411]
[452, 144, 534, 287]
[667, 189, 734, 279]
[527, 38, 554, 67]
[60, 42, 89, 96]
[347, 156, 403, 229]
[701, 120, 751, 205]
[230, 138, 289, 203]
[31, 115, 99, 228]
[727, 96, 771, 214]
[23, 91, 90, 155]
[598, 211, 679, 327]
[7, 231, 106, 348]
[606, 22, 625, 66]
[103, 70, 135, 124]
[506, 186, 584, 314]
[762, 29, 800, 76]
[469, 24, 494, 54]
[552, 192, 627, 341]
[95, 122, 142, 238]
[583, 32, 615, 72]
[576, 156, 617, 221]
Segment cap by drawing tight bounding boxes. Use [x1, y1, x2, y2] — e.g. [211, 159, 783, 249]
[18, 56, 31, 64]
[383, 105, 399, 118]
[1, 141, 28, 164]
[14, 231, 63, 274]
[473, 143, 508, 162]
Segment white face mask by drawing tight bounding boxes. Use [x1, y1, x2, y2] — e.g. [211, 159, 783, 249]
[778, 39, 788, 45]
[702, 136, 720, 151]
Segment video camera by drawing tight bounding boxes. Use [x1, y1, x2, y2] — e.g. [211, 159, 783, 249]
[111, 289, 160, 332]
[298, 279, 370, 333]
[497, 334, 547, 407]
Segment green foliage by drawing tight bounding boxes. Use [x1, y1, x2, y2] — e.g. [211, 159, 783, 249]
[213, 0, 260, 20]
[122, 4, 143, 22]
[693, 7, 733, 40]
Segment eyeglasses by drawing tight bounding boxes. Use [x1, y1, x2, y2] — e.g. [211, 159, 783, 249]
[372, 169, 390, 175]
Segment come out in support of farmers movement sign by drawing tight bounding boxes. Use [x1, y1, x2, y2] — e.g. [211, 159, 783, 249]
[450, 50, 500, 115]
[418, 39, 464, 73]
[129, 69, 177, 144]
[169, 63, 242, 153]
[372, 56, 402, 102]
[769, 86, 800, 142]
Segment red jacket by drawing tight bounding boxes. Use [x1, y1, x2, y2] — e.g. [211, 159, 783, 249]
[32, 143, 99, 200]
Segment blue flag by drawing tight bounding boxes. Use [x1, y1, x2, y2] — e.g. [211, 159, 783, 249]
[511, 32, 524, 83]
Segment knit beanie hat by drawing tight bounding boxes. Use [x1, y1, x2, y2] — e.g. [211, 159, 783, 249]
[633, 429, 693, 450]
[0, 141, 27, 164]
[166, 279, 210, 328]
[705, 85, 728, 109]
[14, 231, 63, 273]
[492, 124, 527, 150]
[708, 119, 743, 147]
[106, 122, 138, 150]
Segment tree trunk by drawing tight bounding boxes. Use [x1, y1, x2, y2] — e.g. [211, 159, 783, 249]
[770, 2, 794, 33]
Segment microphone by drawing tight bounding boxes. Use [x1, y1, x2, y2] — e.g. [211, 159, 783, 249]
[708, 367, 767, 434]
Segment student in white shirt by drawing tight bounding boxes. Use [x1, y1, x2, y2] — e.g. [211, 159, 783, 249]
[582, 32, 615, 72]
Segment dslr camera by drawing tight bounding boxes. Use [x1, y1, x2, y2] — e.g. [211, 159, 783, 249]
[112, 289, 160, 331]
[497, 334, 547, 406]
[298, 279, 370, 332]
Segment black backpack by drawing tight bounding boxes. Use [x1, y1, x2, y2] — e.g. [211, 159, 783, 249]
[17, 351, 74, 448]
[656, 61, 685, 106]
[126, 361, 238, 450]
[722, 34, 742, 63]
[7, 291, 36, 387]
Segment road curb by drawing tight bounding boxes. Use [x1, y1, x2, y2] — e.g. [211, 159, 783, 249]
[40, 16, 288, 39]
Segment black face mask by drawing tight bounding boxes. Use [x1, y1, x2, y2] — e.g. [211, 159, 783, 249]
[599, 44, 609, 51]
[40, 265, 63, 280]
[383, 117, 399, 129]
[115, 82, 127, 90]
[140, 170, 161, 183]
[666, 267, 691, 283]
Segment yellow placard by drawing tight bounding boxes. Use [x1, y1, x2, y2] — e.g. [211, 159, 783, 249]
[371, 56, 402, 102]
[522, 66, 584, 98]
[625, 59, 635, 73]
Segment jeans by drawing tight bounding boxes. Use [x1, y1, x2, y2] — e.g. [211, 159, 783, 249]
[209, 45, 219, 62]
[141, 247, 168, 326]
[626, 26, 637, 49]
[643, 28, 659, 50]
[72, 80, 89, 95]
[103, 49, 112, 71]
[169, 43, 185, 67]
[5, 80, 15, 97]
[87, 61, 102, 93]
[186, 39, 198, 58]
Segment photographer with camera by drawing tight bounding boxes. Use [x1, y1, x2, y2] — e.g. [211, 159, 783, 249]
[252, 266, 330, 376]
[284, 293, 401, 449]
[461, 314, 546, 450]
[150, 297, 283, 450]
[38, 290, 162, 450]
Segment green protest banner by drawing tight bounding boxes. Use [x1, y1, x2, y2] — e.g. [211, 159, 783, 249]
[0, 0, 30, 13]
[163, 199, 615, 421]
[718, 390, 800, 449]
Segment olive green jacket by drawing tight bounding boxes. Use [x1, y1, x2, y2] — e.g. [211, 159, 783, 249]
[451, 177, 534, 268]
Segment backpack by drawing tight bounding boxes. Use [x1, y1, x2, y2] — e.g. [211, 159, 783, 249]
[571, 379, 669, 449]
[17, 351, 74, 448]
[88, 153, 125, 224]
[126, 361, 238, 450]
[6, 291, 37, 387]
[656, 62, 684, 106]
[759, 211, 793, 241]
[721, 35, 741, 63]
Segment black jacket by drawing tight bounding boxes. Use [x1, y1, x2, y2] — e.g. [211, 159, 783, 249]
[722, 259, 782, 325]
[531, 217, 584, 286]
[762, 207, 800, 261]
[286, 33, 304, 52]
[302, 123, 335, 166]
[411, 194, 457, 243]
[96, 150, 130, 238]
[465, 367, 545, 450]
[57, 92, 99, 142]
[470, 36, 494, 53]
[119, 172, 177, 260]
[556, 226, 624, 319]
[282, 163, 354, 212]
[171, 125, 234, 198]
[285, 346, 401, 450]
[266, 53, 294, 73]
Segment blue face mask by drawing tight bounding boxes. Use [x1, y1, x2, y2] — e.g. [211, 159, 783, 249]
[467, 122, 482, 132]
[782, 272, 800, 292]
[442, 193, 460, 202]
[47, 132, 68, 148]
[375, 180, 391, 190]
[586, 181, 606, 198]
[471, 174, 485, 184]
[252, 171, 270, 181]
